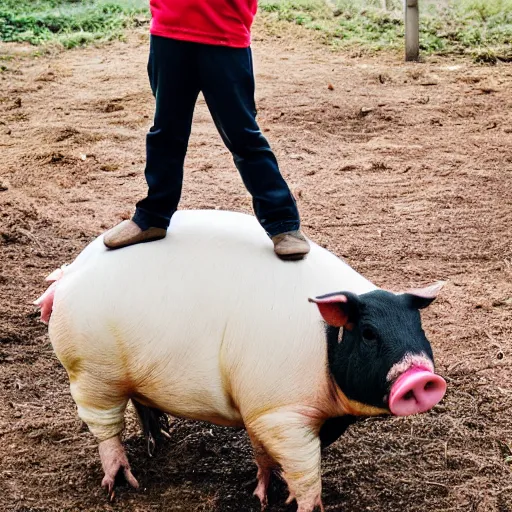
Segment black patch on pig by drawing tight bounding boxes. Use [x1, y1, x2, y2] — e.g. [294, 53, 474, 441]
[132, 399, 171, 456]
[320, 415, 358, 449]
[324, 290, 435, 410]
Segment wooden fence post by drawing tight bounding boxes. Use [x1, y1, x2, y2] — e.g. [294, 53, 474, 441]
[405, 0, 419, 61]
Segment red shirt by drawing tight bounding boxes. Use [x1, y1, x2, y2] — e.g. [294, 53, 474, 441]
[149, 0, 258, 48]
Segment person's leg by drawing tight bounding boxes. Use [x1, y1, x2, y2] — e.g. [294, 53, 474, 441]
[104, 36, 200, 249]
[197, 45, 309, 260]
[135, 36, 200, 229]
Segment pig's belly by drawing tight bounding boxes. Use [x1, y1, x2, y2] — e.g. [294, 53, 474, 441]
[133, 377, 245, 428]
[122, 329, 245, 427]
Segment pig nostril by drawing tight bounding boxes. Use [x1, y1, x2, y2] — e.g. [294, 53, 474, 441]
[403, 390, 415, 401]
[424, 380, 436, 391]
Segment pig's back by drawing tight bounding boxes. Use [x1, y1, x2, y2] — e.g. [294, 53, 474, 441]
[49, 210, 375, 423]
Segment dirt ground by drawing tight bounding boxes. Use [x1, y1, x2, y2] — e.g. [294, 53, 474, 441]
[1, 19, 512, 512]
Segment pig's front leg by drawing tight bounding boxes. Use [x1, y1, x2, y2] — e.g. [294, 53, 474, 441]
[248, 411, 324, 512]
[99, 436, 139, 496]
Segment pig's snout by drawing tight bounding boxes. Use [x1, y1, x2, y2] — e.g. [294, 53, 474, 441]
[389, 367, 446, 416]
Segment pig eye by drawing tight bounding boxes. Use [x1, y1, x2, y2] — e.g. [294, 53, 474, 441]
[362, 328, 377, 342]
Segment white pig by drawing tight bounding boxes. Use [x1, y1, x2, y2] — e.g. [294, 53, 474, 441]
[36, 210, 446, 512]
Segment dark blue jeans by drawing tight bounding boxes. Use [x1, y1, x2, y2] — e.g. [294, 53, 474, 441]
[133, 36, 300, 237]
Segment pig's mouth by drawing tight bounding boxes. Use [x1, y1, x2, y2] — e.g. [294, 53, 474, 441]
[387, 366, 446, 416]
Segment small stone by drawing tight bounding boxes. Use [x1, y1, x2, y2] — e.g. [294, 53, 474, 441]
[420, 77, 439, 86]
[100, 164, 119, 172]
[478, 87, 498, 94]
[105, 103, 124, 113]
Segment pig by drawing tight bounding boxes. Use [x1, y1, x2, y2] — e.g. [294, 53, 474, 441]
[35, 210, 446, 512]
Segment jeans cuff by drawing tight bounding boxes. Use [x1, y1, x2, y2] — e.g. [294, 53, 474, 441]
[132, 208, 173, 231]
[265, 220, 300, 238]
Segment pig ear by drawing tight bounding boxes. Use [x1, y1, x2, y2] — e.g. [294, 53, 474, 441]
[402, 281, 446, 310]
[308, 292, 359, 328]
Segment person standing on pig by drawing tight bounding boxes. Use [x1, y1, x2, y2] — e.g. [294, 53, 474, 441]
[103, 0, 310, 261]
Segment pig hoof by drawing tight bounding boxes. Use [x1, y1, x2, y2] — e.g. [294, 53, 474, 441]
[147, 432, 156, 458]
[288, 492, 324, 512]
[296, 504, 324, 512]
[253, 463, 271, 510]
[99, 437, 139, 498]
[101, 465, 139, 498]
[253, 483, 269, 510]
[295, 499, 324, 512]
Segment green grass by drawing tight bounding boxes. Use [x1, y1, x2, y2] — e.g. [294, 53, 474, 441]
[0, 0, 149, 48]
[260, 0, 512, 62]
[1, 0, 511, 60]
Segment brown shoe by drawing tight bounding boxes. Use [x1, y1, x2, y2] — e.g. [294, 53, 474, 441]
[272, 230, 310, 261]
[103, 220, 167, 250]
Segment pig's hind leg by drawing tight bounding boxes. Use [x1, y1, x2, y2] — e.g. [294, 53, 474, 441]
[68, 373, 139, 497]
